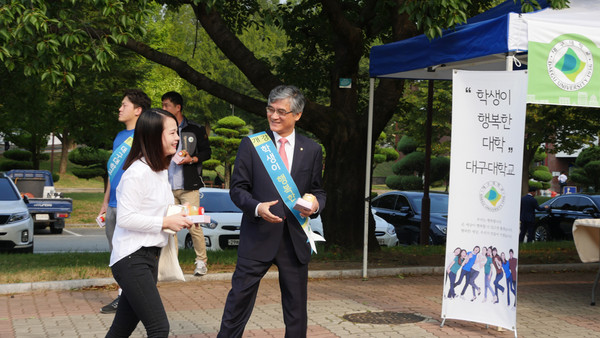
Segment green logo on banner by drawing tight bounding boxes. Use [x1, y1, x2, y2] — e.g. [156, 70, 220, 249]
[547, 40, 593, 91]
[528, 34, 599, 107]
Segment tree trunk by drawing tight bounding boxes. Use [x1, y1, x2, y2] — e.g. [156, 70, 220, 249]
[224, 161, 231, 189]
[59, 137, 72, 175]
[321, 125, 379, 251]
[521, 141, 538, 196]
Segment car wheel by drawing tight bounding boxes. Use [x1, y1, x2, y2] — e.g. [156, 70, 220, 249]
[185, 233, 194, 249]
[534, 225, 549, 242]
[50, 225, 63, 234]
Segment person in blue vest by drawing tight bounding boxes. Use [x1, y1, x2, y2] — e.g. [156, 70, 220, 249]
[218, 85, 326, 338]
[98, 89, 151, 314]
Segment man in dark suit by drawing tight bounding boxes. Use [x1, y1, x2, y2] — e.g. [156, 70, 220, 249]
[218, 85, 326, 338]
[519, 186, 549, 243]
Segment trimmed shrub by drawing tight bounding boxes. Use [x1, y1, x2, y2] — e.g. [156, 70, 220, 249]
[401, 175, 423, 190]
[533, 148, 547, 162]
[373, 153, 386, 165]
[202, 159, 221, 171]
[531, 169, 553, 182]
[385, 175, 403, 190]
[3, 149, 32, 161]
[393, 151, 425, 175]
[576, 146, 600, 168]
[68, 147, 110, 167]
[0, 159, 34, 171]
[71, 167, 106, 180]
[528, 180, 543, 190]
[52, 173, 60, 183]
[37, 153, 50, 161]
[378, 147, 399, 162]
[397, 135, 418, 155]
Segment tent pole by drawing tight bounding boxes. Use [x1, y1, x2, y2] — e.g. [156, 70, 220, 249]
[363, 78, 375, 279]
[421, 80, 433, 245]
[506, 52, 514, 71]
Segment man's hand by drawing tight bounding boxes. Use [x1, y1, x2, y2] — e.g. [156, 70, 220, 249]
[98, 202, 108, 217]
[258, 200, 283, 223]
[299, 200, 319, 218]
[178, 153, 195, 165]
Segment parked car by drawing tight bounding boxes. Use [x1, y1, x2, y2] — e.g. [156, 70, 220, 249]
[5, 170, 72, 234]
[534, 193, 600, 241]
[310, 212, 399, 247]
[177, 188, 241, 251]
[371, 191, 448, 245]
[0, 173, 34, 253]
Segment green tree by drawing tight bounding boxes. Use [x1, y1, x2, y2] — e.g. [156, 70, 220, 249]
[0, 0, 570, 251]
[522, 104, 600, 195]
[526, 149, 552, 190]
[570, 146, 600, 192]
[373, 132, 399, 169]
[206, 115, 249, 188]
[0, 65, 52, 169]
[68, 147, 111, 187]
[399, 80, 452, 156]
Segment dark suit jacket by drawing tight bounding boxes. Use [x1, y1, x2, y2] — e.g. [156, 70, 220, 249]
[230, 130, 326, 264]
[520, 193, 544, 223]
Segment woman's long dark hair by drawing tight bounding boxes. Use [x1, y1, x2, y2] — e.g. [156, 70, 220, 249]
[123, 108, 178, 172]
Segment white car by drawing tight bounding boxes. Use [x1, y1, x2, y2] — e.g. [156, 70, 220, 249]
[0, 173, 34, 253]
[309, 212, 398, 247]
[177, 188, 241, 251]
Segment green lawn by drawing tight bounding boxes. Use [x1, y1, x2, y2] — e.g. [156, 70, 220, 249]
[0, 241, 581, 284]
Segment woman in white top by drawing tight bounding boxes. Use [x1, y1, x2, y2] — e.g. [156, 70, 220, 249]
[106, 108, 193, 338]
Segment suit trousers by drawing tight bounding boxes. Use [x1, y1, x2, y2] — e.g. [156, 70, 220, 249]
[519, 221, 535, 243]
[218, 221, 309, 338]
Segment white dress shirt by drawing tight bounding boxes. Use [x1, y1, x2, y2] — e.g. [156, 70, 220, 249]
[110, 159, 174, 266]
[273, 130, 295, 171]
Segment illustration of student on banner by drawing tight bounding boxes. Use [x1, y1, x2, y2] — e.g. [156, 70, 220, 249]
[443, 245, 518, 308]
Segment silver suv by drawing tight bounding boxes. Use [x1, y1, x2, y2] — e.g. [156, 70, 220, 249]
[0, 173, 34, 253]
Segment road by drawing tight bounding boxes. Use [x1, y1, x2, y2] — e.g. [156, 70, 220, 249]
[34, 226, 109, 253]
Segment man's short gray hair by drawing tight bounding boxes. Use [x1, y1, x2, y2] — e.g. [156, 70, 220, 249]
[268, 85, 305, 114]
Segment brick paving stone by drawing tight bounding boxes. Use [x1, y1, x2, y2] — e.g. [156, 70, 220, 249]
[2, 270, 600, 337]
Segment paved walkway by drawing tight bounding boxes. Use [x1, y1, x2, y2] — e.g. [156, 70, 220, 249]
[1, 265, 600, 337]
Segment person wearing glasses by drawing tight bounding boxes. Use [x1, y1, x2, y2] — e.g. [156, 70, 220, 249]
[218, 85, 326, 338]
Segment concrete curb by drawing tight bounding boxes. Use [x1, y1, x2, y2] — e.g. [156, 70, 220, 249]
[1, 263, 597, 295]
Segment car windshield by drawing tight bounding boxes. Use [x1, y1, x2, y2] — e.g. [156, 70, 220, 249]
[200, 191, 241, 213]
[411, 194, 449, 214]
[0, 178, 20, 201]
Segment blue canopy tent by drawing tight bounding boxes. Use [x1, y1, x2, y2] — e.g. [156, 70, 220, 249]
[369, 0, 551, 80]
[362, 0, 598, 278]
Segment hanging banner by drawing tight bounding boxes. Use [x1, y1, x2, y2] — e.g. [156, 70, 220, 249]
[441, 70, 527, 332]
[527, 20, 600, 107]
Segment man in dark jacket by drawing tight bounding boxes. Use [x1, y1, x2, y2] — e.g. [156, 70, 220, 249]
[162, 91, 212, 275]
[519, 186, 549, 243]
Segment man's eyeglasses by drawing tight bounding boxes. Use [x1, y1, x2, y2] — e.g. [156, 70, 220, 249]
[266, 106, 294, 116]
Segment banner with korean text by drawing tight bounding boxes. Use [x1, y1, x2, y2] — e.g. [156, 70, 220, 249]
[441, 70, 527, 332]
[527, 19, 600, 107]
